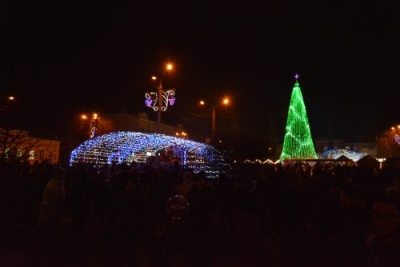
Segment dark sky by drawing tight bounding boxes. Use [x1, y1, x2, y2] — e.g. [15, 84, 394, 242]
[2, 1, 399, 143]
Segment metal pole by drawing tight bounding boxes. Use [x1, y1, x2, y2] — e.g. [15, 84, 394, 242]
[211, 106, 216, 142]
[157, 81, 162, 133]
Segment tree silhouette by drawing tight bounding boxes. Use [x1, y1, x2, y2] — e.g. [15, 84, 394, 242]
[0, 128, 38, 163]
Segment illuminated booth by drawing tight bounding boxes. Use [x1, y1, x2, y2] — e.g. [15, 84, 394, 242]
[69, 131, 228, 178]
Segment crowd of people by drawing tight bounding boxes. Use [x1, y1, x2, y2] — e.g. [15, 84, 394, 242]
[1, 157, 400, 266]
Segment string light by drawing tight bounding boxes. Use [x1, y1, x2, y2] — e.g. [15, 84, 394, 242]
[280, 74, 318, 161]
[69, 131, 228, 178]
[321, 148, 364, 162]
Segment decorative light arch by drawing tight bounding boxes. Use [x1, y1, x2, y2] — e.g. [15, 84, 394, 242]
[321, 148, 364, 162]
[69, 131, 228, 178]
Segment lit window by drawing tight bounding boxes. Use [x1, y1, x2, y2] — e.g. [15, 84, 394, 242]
[29, 150, 35, 160]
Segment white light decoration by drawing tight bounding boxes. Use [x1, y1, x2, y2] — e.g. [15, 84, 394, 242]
[144, 89, 176, 112]
[69, 131, 228, 178]
[395, 135, 400, 145]
[321, 148, 364, 162]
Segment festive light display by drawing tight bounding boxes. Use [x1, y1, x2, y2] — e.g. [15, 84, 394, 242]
[144, 89, 176, 112]
[280, 74, 318, 161]
[69, 131, 228, 178]
[321, 148, 364, 162]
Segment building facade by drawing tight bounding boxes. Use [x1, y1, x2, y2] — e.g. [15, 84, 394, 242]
[107, 111, 185, 137]
[0, 129, 60, 165]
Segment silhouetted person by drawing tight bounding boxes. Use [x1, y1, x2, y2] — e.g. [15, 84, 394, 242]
[186, 171, 217, 267]
[175, 171, 193, 199]
[115, 174, 145, 267]
[38, 166, 66, 249]
[69, 164, 90, 258]
[216, 173, 236, 232]
[366, 193, 400, 266]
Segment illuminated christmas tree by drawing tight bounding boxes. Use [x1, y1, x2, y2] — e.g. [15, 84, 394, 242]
[280, 74, 318, 161]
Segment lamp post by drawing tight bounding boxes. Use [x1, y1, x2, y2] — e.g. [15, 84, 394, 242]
[0, 96, 15, 111]
[0, 96, 16, 127]
[391, 125, 400, 145]
[200, 97, 230, 143]
[90, 113, 99, 138]
[175, 131, 188, 139]
[145, 63, 176, 133]
[81, 113, 100, 138]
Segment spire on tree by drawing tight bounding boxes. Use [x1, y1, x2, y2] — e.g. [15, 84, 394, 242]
[280, 74, 318, 161]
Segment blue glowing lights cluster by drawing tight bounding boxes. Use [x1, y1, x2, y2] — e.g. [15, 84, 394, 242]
[69, 131, 227, 176]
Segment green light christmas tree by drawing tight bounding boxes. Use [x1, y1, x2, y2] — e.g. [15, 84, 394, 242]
[280, 74, 318, 161]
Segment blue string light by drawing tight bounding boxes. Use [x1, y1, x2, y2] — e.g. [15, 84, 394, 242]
[69, 131, 228, 177]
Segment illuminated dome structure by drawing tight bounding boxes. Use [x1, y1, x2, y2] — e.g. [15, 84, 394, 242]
[321, 148, 365, 162]
[69, 131, 228, 178]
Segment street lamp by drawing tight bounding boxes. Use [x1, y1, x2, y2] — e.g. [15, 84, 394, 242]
[0, 95, 17, 128]
[176, 131, 188, 139]
[391, 125, 400, 145]
[200, 97, 230, 143]
[144, 63, 176, 133]
[0, 95, 16, 112]
[80, 113, 100, 138]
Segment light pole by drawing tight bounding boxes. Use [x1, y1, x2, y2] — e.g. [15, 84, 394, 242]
[200, 97, 230, 143]
[90, 113, 99, 138]
[0, 95, 15, 111]
[80, 113, 100, 138]
[0, 96, 16, 127]
[175, 131, 188, 139]
[145, 63, 176, 133]
[212, 106, 216, 141]
[391, 125, 400, 145]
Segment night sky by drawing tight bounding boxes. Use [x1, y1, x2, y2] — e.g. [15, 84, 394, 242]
[2, 1, 399, 144]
